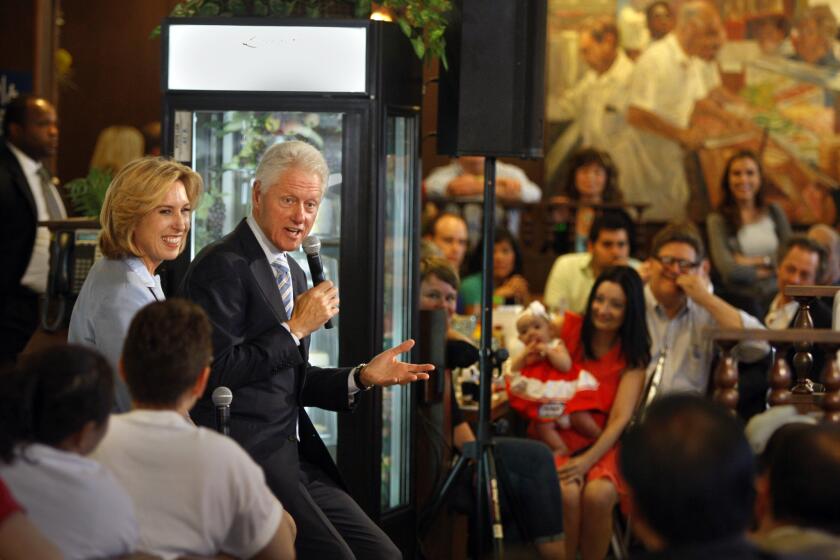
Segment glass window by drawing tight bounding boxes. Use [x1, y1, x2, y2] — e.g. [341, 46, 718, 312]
[381, 115, 416, 510]
[190, 110, 343, 457]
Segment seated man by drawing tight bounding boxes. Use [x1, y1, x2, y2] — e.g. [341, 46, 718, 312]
[765, 236, 832, 381]
[425, 156, 541, 241]
[753, 423, 840, 559]
[544, 211, 639, 314]
[423, 212, 469, 272]
[620, 395, 775, 559]
[92, 299, 296, 560]
[645, 222, 767, 395]
[425, 156, 541, 204]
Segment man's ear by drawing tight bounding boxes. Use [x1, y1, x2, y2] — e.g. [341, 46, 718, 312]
[701, 258, 711, 276]
[193, 366, 211, 398]
[587, 240, 594, 253]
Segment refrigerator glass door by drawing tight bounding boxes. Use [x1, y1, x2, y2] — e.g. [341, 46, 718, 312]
[381, 114, 417, 510]
[190, 109, 343, 457]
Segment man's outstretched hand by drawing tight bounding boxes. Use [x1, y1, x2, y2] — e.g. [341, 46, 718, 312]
[359, 339, 433, 387]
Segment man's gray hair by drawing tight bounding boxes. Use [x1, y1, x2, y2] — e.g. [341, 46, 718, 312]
[254, 140, 329, 194]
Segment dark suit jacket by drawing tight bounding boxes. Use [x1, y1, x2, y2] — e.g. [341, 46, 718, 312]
[0, 143, 37, 298]
[180, 219, 354, 489]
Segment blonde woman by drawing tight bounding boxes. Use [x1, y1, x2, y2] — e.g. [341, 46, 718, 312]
[89, 126, 145, 175]
[68, 157, 202, 411]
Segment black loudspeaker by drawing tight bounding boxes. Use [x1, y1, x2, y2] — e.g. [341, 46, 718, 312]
[437, 0, 547, 158]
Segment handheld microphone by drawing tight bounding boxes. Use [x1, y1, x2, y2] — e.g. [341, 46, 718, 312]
[302, 235, 334, 329]
[211, 386, 233, 436]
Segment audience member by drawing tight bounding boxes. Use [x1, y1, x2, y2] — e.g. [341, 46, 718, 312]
[544, 211, 638, 315]
[626, 1, 729, 221]
[554, 265, 649, 560]
[0, 478, 61, 560]
[418, 257, 565, 558]
[765, 236, 831, 382]
[561, 148, 626, 252]
[425, 156, 541, 204]
[646, 1, 675, 41]
[423, 211, 469, 271]
[0, 94, 65, 365]
[807, 224, 840, 285]
[92, 299, 296, 559]
[425, 156, 542, 242]
[645, 222, 767, 395]
[68, 157, 203, 412]
[460, 226, 529, 315]
[141, 121, 161, 156]
[180, 141, 432, 559]
[89, 125, 145, 175]
[707, 150, 792, 317]
[620, 395, 770, 559]
[753, 423, 840, 559]
[0, 345, 139, 559]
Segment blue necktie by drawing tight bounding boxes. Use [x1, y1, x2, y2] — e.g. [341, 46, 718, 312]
[271, 257, 294, 318]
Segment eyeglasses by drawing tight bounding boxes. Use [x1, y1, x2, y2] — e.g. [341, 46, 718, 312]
[654, 255, 700, 271]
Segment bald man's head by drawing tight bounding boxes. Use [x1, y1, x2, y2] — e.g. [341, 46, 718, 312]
[676, 1, 725, 61]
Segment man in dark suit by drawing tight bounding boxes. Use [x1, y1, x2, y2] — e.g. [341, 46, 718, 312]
[0, 95, 63, 365]
[765, 236, 832, 382]
[181, 141, 432, 559]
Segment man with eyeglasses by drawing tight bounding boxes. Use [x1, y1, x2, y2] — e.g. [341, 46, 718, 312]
[645, 222, 767, 395]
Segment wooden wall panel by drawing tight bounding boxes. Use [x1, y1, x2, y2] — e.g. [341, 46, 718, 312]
[57, 0, 179, 186]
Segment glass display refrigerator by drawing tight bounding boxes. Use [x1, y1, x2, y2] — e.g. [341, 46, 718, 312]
[160, 17, 422, 545]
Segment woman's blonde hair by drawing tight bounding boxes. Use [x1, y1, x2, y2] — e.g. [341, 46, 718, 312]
[99, 157, 203, 259]
[90, 126, 145, 174]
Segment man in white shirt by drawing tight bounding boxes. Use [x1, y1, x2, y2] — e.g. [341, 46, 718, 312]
[625, 1, 730, 221]
[0, 94, 65, 365]
[543, 211, 639, 314]
[424, 156, 541, 239]
[92, 299, 296, 560]
[644, 223, 767, 395]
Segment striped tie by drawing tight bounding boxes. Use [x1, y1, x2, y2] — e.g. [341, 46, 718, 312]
[271, 257, 294, 318]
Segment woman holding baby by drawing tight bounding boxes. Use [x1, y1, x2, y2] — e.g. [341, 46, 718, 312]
[509, 265, 650, 560]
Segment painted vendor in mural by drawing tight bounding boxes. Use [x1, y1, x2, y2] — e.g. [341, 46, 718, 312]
[547, 0, 840, 227]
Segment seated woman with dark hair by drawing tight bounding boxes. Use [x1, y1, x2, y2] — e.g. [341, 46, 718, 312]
[562, 148, 625, 253]
[553, 265, 650, 560]
[460, 226, 530, 316]
[0, 346, 139, 560]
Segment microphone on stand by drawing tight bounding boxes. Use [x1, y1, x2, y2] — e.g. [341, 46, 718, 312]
[211, 386, 233, 436]
[302, 235, 334, 329]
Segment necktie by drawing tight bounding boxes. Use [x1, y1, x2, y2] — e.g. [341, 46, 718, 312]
[271, 257, 294, 318]
[37, 166, 66, 220]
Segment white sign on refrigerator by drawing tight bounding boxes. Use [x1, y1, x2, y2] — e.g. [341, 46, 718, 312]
[167, 24, 368, 93]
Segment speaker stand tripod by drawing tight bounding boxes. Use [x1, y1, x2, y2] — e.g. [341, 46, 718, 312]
[418, 157, 509, 559]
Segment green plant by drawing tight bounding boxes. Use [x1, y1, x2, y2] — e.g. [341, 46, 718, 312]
[65, 168, 112, 217]
[150, 0, 451, 67]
